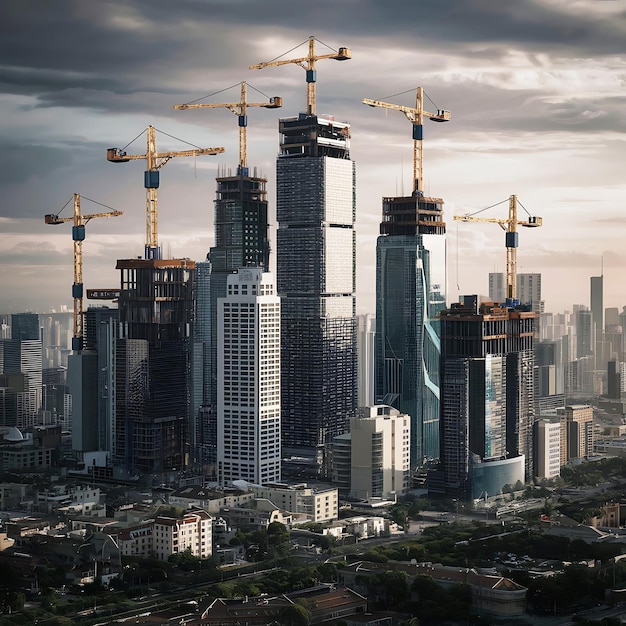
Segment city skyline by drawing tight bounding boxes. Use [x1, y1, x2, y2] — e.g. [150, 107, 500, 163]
[1, 1, 625, 315]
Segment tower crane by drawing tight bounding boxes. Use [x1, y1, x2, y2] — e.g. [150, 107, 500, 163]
[249, 35, 351, 116]
[106, 125, 224, 260]
[173, 82, 282, 175]
[45, 193, 123, 352]
[363, 87, 450, 194]
[453, 195, 542, 303]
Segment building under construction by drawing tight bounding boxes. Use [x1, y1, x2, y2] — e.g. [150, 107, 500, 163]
[114, 258, 195, 472]
[276, 113, 358, 463]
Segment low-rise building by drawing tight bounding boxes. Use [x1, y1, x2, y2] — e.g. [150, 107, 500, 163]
[250, 482, 338, 523]
[339, 561, 527, 618]
[169, 486, 254, 513]
[153, 509, 212, 561]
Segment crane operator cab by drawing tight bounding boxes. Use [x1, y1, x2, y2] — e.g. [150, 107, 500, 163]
[430, 109, 451, 122]
[106, 148, 131, 163]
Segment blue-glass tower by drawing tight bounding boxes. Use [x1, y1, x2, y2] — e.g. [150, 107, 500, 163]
[375, 193, 446, 469]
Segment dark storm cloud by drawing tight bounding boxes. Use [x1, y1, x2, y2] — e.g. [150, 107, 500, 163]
[3, 1, 624, 106]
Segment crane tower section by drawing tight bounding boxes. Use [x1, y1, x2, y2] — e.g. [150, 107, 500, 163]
[44, 193, 122, 352]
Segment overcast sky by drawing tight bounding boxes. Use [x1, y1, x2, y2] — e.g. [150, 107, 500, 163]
[1, 0, 625, 316]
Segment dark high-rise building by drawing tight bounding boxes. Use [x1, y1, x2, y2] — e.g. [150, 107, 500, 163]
[276, 113, 357, 465]
[375, 192, 446, 467]
[576, 309, 593, 359]
[438, 297, 536, 500]
[114, 258, 195, 472]
[11, 313, 40, 342]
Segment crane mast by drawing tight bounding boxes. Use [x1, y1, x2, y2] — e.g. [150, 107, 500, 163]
[363, 87, 450, 194]
[249, 35, 351, 116]
[107, 126, 224, 259]
[173, 82, 282, 174]
[453, 194, 542, 303]
[44, 193, 123, 351]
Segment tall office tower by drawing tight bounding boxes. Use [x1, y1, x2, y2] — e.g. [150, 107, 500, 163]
[349, 405, 411, 501]
[357, 314, 376, 408]
[83, 306, 118, 452]
[69, 306, 118, 453]
[375, 192, 446, 467]
[196, 166, 272, 467]
[217, 268, 280, 486]
[488, 272, 505, 302]
[439, 297, 535, 500]
[276, 113, 357, 466]
[557, 404, 594, 465]
[114, 258, 195, 472]
[576, 309, 593, 358]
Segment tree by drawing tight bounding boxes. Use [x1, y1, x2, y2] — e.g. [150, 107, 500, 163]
[280, 602, 312, 626]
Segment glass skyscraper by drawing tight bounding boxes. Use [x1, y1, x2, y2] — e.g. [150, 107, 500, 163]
[276, 113, 357, 465]
[375, 193, 446, 468]
[438, 297, 536, 500]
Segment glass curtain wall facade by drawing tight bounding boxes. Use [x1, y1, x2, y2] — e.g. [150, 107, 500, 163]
[276, 114, 357, 462]
[439, 299, 536, 500]
[375, 194, 446, 468]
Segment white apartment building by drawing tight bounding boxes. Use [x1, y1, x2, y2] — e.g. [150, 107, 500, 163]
[534, 419, 561, 479]
[349, 405, 410, 501]
[153, 510, 212, 561]
[217, 269, 281, 486]
[251, 483, 339, 523]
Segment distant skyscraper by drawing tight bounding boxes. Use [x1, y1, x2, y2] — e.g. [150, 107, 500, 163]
[11, 313, 40, 342]
[576, 309, 593, 359]
[488, 272, 505, 302]
[357, 314, 376, 408]
[375, 192, 446, 467]
[438, 297, 535, 500]
[489, 272, 543, 314]
[217, 268, 281, 486]
[590, 275, 604, 369]
[276, 113, 357, 464]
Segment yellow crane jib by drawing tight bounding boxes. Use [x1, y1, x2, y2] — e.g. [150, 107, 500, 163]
[173, 82, 282, 174]
[249, 35, 351, 116]
[362, 87, 450, 194]
[453, 195, 542, 304]
[106, 125, 224, 260]
[44, 193, 123, 352]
